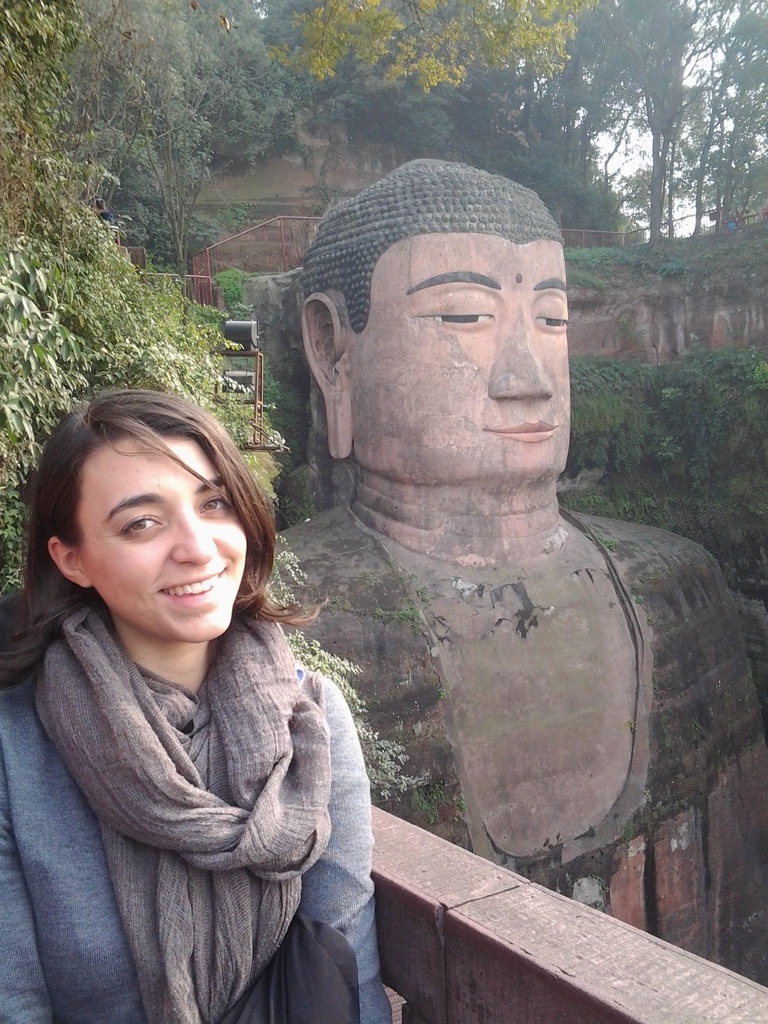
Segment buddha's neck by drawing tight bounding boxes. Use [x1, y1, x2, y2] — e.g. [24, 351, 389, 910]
[352, 471, 565, 567]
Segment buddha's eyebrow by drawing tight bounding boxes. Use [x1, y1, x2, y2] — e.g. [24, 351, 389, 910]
[407, 271, 502, 295]
[534, 278, 567, 292]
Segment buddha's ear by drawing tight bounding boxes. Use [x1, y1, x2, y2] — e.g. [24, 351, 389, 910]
[301, 292, 353, 459]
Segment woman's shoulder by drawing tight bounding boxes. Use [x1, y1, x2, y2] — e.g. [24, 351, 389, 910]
[296, 667, 353, 728]
[0, 675, 45, 783]
[295, 667, 367, 783]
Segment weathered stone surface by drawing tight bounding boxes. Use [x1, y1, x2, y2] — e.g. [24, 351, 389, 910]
[388, 519, 647, 865]
[198, 131, 403, 220]
[283, 505, 468, 846]
[652, 809, 708, 957]
[242, 270, 303, 376]
[705, 744, 768, 982]
[567, 262, 768, 364]
[608, 836, 647, 932]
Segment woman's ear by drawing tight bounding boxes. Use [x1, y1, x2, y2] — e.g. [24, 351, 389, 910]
[301, 293, 353, 459]
[48, 537, 92, 589]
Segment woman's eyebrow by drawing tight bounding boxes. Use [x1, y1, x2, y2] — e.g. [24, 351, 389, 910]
[104, 479, 223, 523]
[534, 278, 567, 292]
[407, 271, 502, 294]
[105, 493, 161, 523]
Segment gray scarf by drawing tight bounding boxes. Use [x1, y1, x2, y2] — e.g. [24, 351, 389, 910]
[36, 608, 331, 1024]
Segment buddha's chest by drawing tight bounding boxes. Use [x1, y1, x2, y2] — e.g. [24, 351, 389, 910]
[405, 537, 647, 861]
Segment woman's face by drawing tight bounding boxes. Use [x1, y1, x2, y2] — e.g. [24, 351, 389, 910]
[48, 438, 247, 682]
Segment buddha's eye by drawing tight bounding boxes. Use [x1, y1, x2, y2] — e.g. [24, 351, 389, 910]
[421, 314, 493, 324]
[536, 316, 568, 328]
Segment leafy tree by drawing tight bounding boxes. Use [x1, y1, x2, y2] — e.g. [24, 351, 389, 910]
[596, 0, 710, 243]
[662, 0, 768, 231]
[64, 0, 153, 204]
[289, 11, 626, 231]
[278, 0, 595, 90]
[67, 0, 300, 272]
[580, 0, 768, 239]
[0, 0, 273, 586]
[704, 3, 768, 217]
[0, 0, 81, 239]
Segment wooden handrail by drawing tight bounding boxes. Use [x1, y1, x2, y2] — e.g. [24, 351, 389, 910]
[371, 808, 768, 1024]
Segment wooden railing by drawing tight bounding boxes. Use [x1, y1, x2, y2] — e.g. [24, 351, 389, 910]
[371, 808, 768, 1024]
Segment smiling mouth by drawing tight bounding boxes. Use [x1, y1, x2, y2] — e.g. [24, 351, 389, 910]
[163, 572, 223, 597]
[484, 422, 558, 441]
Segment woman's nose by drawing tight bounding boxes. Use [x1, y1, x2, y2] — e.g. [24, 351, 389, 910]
[172, 516, 217, 562]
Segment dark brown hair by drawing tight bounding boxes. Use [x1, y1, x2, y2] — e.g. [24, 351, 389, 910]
[1, 389, 305, 686]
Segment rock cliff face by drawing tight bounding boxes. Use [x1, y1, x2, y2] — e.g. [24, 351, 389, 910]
[242, 271, 304, 378]
[199, 133, 405, 220]
[568, 277, 768, 363]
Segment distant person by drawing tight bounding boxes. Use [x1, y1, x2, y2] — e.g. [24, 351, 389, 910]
[93, 197, 115, 225]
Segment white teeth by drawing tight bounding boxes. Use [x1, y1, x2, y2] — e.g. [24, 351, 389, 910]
[164, 574, 220, 597]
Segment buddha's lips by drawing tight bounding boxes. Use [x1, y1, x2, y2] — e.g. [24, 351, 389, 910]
[484, 421, 557, 441]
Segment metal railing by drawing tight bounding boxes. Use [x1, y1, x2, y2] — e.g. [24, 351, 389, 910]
[562, 228, 648, 248]
[190, 216, 321, 306]
[562, 211, 764, 250]
[185, 209, 768, 308]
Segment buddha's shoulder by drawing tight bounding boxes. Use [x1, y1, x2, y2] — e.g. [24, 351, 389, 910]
[565, 511, 736, 623]
[568, 511, 724, 577]
[281, 505, 397, 588]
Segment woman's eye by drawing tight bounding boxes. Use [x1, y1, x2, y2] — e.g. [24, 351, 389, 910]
[121, 517, 155, 535]
[421, 314, 493, 324]
[536, 316, 568, 328]
[203, 495, 233, 513]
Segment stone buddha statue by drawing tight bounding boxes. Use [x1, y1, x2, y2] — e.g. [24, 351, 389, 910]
[284, 160, 768, 980]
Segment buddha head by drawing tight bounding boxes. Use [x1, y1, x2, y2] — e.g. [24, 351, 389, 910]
[301, 160, 570, 548]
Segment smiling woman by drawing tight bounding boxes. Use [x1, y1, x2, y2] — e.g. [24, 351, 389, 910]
[0, 390, 391, 1024]
[47, 439, 249, 691]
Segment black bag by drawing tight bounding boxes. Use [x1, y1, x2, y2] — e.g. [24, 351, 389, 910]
[218, 914, 361, 1024]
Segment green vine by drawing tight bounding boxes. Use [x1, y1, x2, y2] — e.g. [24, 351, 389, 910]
[563, 349, 768, 582]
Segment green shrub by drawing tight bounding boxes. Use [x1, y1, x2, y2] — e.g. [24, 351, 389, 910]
[567, 357, 656, 476]
[214, 268, 248, 311]
[0, 1, 280, 588]
[563, 347, 768, 581]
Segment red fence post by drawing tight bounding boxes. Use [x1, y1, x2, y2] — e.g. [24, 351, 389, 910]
[280, 218, 287, 272]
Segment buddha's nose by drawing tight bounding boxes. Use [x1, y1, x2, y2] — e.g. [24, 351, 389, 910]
[488, 341, 553, 401]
